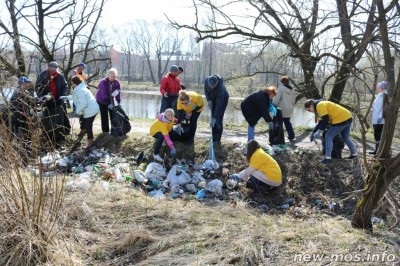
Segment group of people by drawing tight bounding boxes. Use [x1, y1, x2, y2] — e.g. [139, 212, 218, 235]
[7, 61, 387, 192]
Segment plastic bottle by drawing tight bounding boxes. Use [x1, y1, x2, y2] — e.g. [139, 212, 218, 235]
[115, 167, 124, 182]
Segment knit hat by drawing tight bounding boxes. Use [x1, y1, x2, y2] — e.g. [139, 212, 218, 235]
[170, 65, 179, 72]
[208, 75, 218, 89]
[48, 61, 59, 68]
[18, 76, 31, 84]
[178, 66, 184, 72]
[377, 81, 388, 90]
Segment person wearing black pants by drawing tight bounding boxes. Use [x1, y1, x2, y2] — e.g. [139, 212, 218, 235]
[95, 68, 121, 133]
[70, 76, 99, 148]
[370, 81, 387, 155]
[204, 75, 230, 143]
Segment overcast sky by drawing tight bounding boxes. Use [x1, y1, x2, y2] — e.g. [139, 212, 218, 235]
[100, 0, 195, 27]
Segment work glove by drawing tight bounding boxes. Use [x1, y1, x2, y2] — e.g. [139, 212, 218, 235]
[111, 90, 120, 97]
[210, 118, 216, 128]
[175, 125, 184, 136]
[314, 130, 322, 139]
[309, 132, 315, 142]
[163, 92, 169, 98]
[185, 113, 192, 119]
[59, 95, 73, 101]
[207, 100, 212, 109]
[230, 174, 243, 183]
[70, 112, 80, 118]
[107, 104, 114, 110]
[170, 148, 177, 157]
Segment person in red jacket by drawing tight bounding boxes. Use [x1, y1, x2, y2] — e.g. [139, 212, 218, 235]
[160, 65, 181, 114]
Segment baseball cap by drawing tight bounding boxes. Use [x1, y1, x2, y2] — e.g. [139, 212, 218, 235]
[18, 76, 31, 84]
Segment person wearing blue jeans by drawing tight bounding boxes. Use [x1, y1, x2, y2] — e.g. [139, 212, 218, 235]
[305, 99, 357, 164]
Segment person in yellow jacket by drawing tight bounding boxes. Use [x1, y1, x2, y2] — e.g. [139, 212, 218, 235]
[176, 90, 204, 145]
[149, 108, 177, 162]
[304, 99, 358, 163]
[230, 140, 282, 191]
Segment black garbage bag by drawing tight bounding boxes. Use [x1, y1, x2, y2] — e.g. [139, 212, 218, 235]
[110, 105, 131, 137]
[269, 108, 285, 145]
[321, 128, 345, 158]
[41, 105, 71, 144]
[170, 119, 191, 142]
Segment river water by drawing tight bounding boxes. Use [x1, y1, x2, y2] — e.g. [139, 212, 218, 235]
[119, 91, 315, 127]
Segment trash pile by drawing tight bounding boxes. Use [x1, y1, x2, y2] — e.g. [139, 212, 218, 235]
[27, 149, 240, 200]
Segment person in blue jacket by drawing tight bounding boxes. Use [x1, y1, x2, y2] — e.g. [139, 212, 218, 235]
[204, 75, 230, 143]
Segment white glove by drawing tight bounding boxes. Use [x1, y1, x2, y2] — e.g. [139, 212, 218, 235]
[314, 130, 322, 139]
[164, 92, 169, 98]
[111, 90, 120, 97]
[185, 113, 192, 119]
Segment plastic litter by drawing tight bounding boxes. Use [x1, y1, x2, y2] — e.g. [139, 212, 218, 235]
[229, 191, 240, 200]
[259, 204, 269, 212]
[191, 171, 205, 184]
[144, 162, 167, 180]
[66, 178, 90, 191]
[226, 179, 237, 190]
[277, 204, 289, 210]
[101, 181, 110, 191]
[148, 189, 165, 199]
[115, 167, 124, 182]
[133, 170, 147, 183]
[206, 179, 223, 195]
[196, 189, 206, 199]
[185, 184, 198, 193]
[167, 165, 191, 188]
[170, 184, 180, 194]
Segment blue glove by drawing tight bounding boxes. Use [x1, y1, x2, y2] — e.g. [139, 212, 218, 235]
[314, 130, 321, 139]
[170, 148, 176, 156]
[230, 174, 242, 183]
[210, 118, 216, 128]
[309, 132, 315, 142]
[175, 125, 184, 136]
[108, 104, 114, 110]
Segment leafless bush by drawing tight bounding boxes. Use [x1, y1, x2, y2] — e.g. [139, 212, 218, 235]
[0, 92, 67, 265]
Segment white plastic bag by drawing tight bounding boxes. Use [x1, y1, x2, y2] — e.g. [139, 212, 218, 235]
[148, 189, 165, 199]
[191, 171, 205, 184]
[167, 165, 191, 188]
[66, 178, 91, 191]
[206, 179, 223, 195]
[133, 170, 148, 183]
[144, 162, 167, 181]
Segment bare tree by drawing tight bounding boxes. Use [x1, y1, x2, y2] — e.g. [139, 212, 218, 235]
[0, 0, 109, 91]
[169, 0, 384, 101]
[131, 19, 184, 84]
[351, 0, 400, 231]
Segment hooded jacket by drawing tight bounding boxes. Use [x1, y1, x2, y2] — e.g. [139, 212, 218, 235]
[204, 75, 229, 120]
[149, 113, 175, 149]
[272, 84, 296, 118]
[371, 91, 386, 125]
[73, 82, 99, 118]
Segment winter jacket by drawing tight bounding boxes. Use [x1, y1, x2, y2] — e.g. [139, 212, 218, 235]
[160, 73, 181, 96]
[95, 77, 121, 105]
[35, 70, 67, 108]
[371, 91, 386, 125]
[204, 75, 229, 121]
[73, 82, 99, 118]
[272, 84, 296, 118]
[240, 90, 273, 127]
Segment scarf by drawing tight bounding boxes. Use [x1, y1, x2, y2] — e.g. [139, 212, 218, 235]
[49, 71, 59, 98]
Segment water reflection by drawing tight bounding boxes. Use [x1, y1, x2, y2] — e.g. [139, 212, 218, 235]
[120, 91, 315, 127]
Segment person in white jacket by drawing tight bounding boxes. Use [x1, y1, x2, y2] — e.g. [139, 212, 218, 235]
[370, 81, 388, 155]
[71, 76, 99, 148]
[272, 76, 296, 140]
